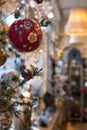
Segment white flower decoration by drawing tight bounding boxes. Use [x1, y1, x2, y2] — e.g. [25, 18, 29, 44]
[27, 32, 37, 43]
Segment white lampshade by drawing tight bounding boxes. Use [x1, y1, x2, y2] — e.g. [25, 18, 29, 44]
[69, 35, 87, 44]
[65, 8, 87, 36]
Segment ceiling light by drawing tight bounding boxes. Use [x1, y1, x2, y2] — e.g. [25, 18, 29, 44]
[65, 8, 87, 36]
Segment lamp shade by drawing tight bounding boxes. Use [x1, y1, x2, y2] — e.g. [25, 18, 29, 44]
[65, 8, 87, 36]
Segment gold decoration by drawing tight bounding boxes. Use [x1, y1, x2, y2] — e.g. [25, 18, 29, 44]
[0, 23, 9, 32]
[57, 49, 63, 58]
[0, 48, 7, 66]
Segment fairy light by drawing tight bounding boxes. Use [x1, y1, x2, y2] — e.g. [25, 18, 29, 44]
[39, 49, 43, 53]
[21, 0, 26, 4]
[29, 0, 36, 8]
[47, 12, 54, 19]
[21, 10, 25, 16]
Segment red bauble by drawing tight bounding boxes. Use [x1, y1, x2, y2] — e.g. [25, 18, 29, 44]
[8, 18, 42, 52]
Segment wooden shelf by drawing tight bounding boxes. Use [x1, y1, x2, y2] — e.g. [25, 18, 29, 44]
[40, 108, 63, 130]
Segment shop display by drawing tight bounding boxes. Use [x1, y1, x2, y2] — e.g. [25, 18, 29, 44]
[68, 50, 87, 122]
[0, 0, 72, 130]
[68, 65, 83, 121]
[81, 58, 87, 121]
[8, 18, 42, 52]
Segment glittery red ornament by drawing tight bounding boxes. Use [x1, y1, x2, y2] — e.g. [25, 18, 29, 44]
[8, 18, 42, 52]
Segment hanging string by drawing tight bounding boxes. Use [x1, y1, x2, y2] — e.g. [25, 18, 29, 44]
[0, 5, 24, 23]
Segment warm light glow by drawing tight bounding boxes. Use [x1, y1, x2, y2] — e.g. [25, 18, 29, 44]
[57, 49, 63, 58]
[39, 49, 43, 53]
[65, 8, 87, 36]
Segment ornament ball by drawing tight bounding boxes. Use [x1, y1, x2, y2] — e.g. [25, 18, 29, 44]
[8, 18, 42, 52]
